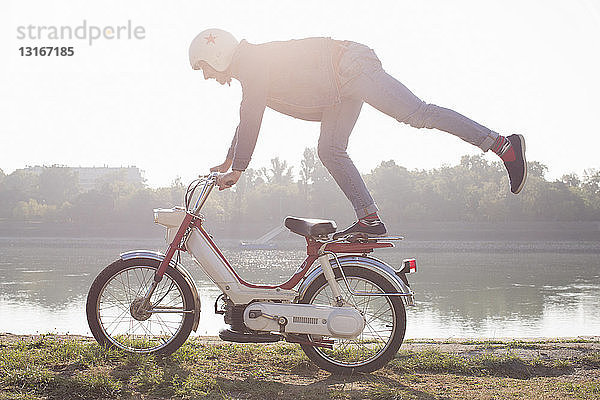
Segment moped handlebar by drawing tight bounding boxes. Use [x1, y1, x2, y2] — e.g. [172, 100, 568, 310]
[198, 171, 220, 181]
[200, 172, 235, 187]
[188, 172, 220, 215]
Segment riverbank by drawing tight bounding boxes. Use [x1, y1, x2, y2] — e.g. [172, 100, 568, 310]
[1, 334, 599, 399]
[1, 220, 600, 242]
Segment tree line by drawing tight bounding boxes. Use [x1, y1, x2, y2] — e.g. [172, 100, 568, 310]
[1, 149, 599, 229]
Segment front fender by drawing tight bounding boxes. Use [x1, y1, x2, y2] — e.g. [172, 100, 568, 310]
[298, 255, 415, 306]
[120, 250, 202, 332]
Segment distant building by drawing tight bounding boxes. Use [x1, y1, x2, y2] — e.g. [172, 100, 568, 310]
[18, 165, 144, 191]
[75, 166, 144, 191]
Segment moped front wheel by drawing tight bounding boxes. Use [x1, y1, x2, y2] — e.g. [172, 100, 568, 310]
[299, 266, 406, 374]
[86, 258, 195, 355]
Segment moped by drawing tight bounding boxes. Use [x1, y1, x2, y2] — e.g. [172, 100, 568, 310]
[86, 172, 418, 374]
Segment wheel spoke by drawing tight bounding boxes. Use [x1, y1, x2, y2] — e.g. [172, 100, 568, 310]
[101, 288, 131, 312]
[103, 308, 130, 334]
[364, 318, 388, 343]
[366, 301, 393, 325]
[94, 265, 188, 353]
[304, 269, 405, 371]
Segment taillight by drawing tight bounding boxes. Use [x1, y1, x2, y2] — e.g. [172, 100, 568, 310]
[401, 258, 417, 274]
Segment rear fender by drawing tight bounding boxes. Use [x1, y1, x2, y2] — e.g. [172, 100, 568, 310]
[298, 254, 415, 306]
[120, 250, 202, 332]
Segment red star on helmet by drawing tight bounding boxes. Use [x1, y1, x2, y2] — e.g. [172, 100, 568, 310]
[205, 33, 217, 44]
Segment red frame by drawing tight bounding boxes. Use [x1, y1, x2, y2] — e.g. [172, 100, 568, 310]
[155, 215, 394, 290]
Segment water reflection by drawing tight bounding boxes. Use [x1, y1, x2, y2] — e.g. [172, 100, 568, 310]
[1, 237, 598, 338]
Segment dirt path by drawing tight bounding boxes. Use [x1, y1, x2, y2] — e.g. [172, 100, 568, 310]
[401, 337, 600, 362]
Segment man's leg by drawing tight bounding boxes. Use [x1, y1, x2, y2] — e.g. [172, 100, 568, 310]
[318, 98, 387, 237]
[356, 70, 527, 193]
[344, 65, 498, 151]
[318, 98, 375, 217]
[337, 43, 527, 193]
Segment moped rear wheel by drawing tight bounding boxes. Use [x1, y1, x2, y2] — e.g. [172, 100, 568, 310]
[299, 266, 406, 374]
[86, 258, 195, 355]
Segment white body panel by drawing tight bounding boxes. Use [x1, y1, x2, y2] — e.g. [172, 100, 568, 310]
[185, 227, 298, 304]
[243, 302, 365, 338]
[154, 207, 187, 244]
[154, 207, 186, 227]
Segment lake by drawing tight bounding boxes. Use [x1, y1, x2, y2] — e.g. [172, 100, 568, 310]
[1, 237, 599, 339]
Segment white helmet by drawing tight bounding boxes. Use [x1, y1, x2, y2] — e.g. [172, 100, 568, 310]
[189, 29, 239, 72]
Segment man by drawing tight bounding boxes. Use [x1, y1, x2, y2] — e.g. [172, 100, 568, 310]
[190, 28, 527, 238]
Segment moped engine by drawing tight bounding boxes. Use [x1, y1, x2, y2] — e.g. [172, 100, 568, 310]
[243, 303, 365, 339]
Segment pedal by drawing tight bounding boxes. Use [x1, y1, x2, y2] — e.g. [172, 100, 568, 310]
[218, 329, 281, 343]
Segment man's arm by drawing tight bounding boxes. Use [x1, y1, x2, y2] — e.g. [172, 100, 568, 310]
[230, 61, 268, 171]
[210, 127, 238, 173]
[216, 54, 268, 190]
[226, 126, 239, 162]
[216, 84, 267, 190]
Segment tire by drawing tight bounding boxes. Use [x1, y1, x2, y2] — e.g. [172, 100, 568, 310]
[299, 265, 406, 374]
[86, 258, 195, 355]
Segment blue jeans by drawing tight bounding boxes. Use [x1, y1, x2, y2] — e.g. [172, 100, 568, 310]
[318, 42, 499, 219]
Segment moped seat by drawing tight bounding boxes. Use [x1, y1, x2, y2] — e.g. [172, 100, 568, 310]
[284, 216, 337, 237]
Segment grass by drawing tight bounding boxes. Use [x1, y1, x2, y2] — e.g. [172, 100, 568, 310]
[562, 382, 600, 398]
[0, 334, 598, 399]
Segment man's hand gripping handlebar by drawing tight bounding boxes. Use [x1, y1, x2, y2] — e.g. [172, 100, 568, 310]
[215, 170, 241, 190]
[204, 171, 240, 191]
[209, 159, 241, 190]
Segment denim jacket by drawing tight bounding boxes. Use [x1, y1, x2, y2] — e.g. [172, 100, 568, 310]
[226, 37, 343, 170]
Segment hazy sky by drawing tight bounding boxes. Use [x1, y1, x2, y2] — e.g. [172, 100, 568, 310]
[2, 0, 599, 187]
